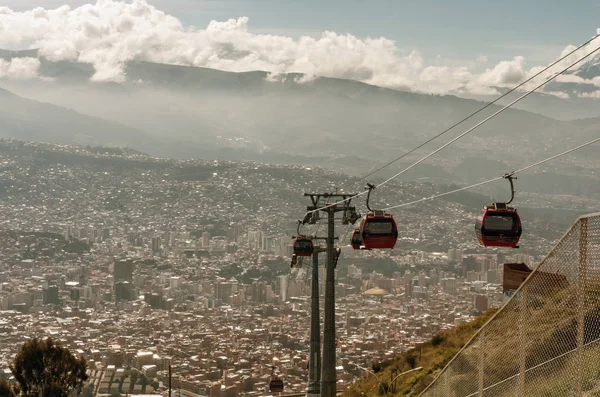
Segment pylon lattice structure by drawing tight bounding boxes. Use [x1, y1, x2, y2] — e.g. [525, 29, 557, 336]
[420, 212, 600, 397]
[303, 192, 357, 397]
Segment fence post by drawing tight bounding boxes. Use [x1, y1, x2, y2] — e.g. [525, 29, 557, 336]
[575, 218, 588, 396]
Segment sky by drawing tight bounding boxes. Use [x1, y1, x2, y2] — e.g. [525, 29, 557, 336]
[1, 0, 600, 95]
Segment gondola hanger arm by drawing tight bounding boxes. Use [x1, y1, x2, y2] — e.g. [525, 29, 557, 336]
[503, 173, 517, 205]
[365, 183, 376, 212]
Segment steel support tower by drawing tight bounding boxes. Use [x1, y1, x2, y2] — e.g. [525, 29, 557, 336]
[304, 192, 357, 397]
[306, 245, 326, 397]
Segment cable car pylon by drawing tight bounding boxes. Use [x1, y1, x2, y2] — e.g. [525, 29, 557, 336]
[292, 230, 337, 397]
[302, 192, 357, 397]
[306, 242, 326, 397]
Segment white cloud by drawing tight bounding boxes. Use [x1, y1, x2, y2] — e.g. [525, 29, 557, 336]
[544, 90, 570, 99]
[0, 0, 598, 95]
[0, 57, 41, 79]
[555, 74, 586, 83]
[294, 73, 317, 84]
[578, 90, 600, 99]
[477, 56, 527, 87]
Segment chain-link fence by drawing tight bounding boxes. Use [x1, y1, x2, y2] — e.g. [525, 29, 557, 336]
[420, 212, 600, 397]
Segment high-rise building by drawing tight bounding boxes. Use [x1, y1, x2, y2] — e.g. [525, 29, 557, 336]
[64, 225, 73, 240]
[486, 269, 498, 283]
[264, 236, 275, 253]
[442, 278, 457, 294]
[216, 279, 238, 303]
[145, 293, 162, 309]
[170, 276, 180, 289]
[82, 286, 93, 300]
[202, 232, 210, 248]
[484, 257, 496, 271]
[515, 253, 535, 267]
[43, 286, 60, 305]
[377, 278, 393, 292]
[114, 259, 134, 283]
[79, 265, 89, 285]
[115, 281, 133, 303]
[347, 264, 358, 277]
[463, 256, 479, 272]
[127, 232, 136, 244]
[474, 294, 489, 312]
[70, 288, 81, 302]
[152, 237, 161, 253]
[448, 248, 463, 262]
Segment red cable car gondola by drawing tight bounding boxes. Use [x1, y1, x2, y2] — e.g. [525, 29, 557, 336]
[351, 229, 363, 250]
[360, 184, 398, 250]
[269, 377, 284, 393]
[475, 174, 522, 248]
[293, 237, 314, 257]
[361, 210, 398, 249]
[293, 220, 314, 257]
[269, 366, 284, 395]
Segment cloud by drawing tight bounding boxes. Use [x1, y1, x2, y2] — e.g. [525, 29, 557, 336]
[555, 74, 586, 83]
[0, 57, 40, 79]
[0, 0, 599, 96]
[578, 90, 600, 99]
[477, 56, 527, 87]
[544, 90, 570, 99]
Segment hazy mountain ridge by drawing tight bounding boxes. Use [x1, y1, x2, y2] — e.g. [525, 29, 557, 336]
[0, 86, 181, 156]
[0, 57, 566, 152]
[0, 53, 599, 208]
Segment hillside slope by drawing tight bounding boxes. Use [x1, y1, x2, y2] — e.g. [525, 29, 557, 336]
[343, 308, 499, 397]
[2, 55, 599, 203]
[0, 55, 570, 159]
[0, 87, 166, 155]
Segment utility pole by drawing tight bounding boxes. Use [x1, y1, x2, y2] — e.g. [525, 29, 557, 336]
[168, 364, 172, 397]
[304, 193, 357, 397]
[307, 244, 326, 397]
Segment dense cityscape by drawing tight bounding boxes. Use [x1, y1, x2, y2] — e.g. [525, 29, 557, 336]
[0, 140, 553, 396]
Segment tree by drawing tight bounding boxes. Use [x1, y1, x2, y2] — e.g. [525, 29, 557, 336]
[10, 337, 88, 397]
[405, 351, 417, 369]
[0, 380, 15, 397]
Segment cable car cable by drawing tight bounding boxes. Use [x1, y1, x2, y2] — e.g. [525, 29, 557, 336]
[356, 32, 600, 183]
[383, 135, 600, 210]
[371, 44, 600, 192]
[303, 42, 600, 215]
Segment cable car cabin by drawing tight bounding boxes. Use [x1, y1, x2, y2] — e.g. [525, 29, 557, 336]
[269, 378, 284, 393]
[351, 229, 363, 250]
[475, 203, 522, 248]
[293, 237, 314, 257]
[361, 210, 398, 250]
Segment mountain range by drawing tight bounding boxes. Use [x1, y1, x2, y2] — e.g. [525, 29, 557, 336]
[0, 49, 599, 209]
